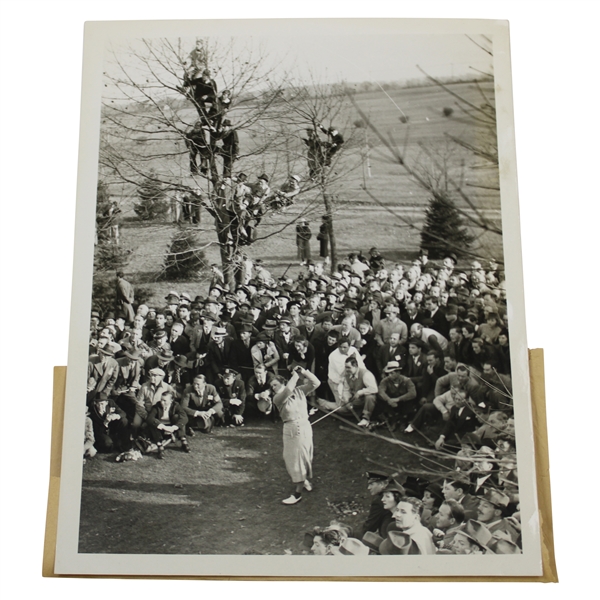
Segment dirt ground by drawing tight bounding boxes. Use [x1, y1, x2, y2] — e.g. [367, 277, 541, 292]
[79, 414, 442, 555]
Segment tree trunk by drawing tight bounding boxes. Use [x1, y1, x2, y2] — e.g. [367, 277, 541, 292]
[322, 193, 337, 274]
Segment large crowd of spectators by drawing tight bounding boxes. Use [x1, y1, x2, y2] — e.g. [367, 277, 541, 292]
[85, 245, 519, 554]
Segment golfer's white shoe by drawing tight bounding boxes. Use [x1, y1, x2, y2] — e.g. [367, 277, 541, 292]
[404, 424, 414, 433]
[282, 494, 302, 505]
[357, 418, 370, 428]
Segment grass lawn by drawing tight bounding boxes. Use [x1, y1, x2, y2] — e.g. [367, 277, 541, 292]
[79, 414, 448, 555]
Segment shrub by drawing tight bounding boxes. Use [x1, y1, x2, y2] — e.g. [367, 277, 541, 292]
[162, 229, 208, 280]
[134, 174, 168, 220]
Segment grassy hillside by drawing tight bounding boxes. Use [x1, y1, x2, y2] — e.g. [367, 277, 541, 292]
[98, 81, 503, 306]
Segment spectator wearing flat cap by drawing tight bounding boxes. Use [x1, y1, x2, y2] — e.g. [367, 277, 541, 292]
[215, 368, 246, 426]
[180, 374, 223, 434]
[361, 471, 392, 538]
[134, 368, 176, 434]
[374, 303, 408, 347]
[376, 361, 418, 428]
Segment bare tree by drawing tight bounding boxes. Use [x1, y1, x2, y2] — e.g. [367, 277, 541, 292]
[348, 35, 503, 264]
[99, 37, 303, 289]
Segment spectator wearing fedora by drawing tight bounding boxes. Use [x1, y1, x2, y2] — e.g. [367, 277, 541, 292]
[87, 341, 120, 404]
[88, 392, 130, 453]
[206, 326, 233, 384]
[229, 321, 255, 372]
[476, 488, 520, 543]
[449, 520, 494, 555]
[180, 374, 223, 434]
[113, 346, 143, 419]
[251, 331, 280, 377]
[146, 390, 190, 458]
[246, 363, 277, 420]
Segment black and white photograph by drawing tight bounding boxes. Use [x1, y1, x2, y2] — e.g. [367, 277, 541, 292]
[53, 18, 542, 577]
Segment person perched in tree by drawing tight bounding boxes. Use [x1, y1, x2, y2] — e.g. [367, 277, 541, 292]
[182, 68, 218, 120]
[318, 123, 344, 165]
[184, 39, 208, 79]
[302, 128, 324, 180]
[267, 175, 301, 211]
[184, 120, 216, 178]
[218, 119, 239, 180]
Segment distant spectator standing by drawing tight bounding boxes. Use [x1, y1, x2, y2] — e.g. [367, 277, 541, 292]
[116, 271, 135, 324]
[317, 215, 330, 263]
[296, 219, 312, 265]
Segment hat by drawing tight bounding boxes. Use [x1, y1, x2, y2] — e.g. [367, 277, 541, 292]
[91, 310, 101, 319]
[258, 173, 269, 183]
[262, 319, 277, 331]
[481, 487, 510, 509]
[279, 317, 292, 326]
[488, 537, 521, 555]
[222, 119, 232, 126]
[239, 322, 254, 333]
[220, 367, 239, 378]
[148, 367, 165, 377]
[153, 329, 168, 340]
[200, 310, 217, 321]
[122, 347, 142, 361]
[180, 292, 192, 303]
[384, 481, 407, 496]
[444, 252, 458, 264]
[257, 395, 273, 414]
[362, 531, 385, 552]
[456, 520, 494, 552]
[99, 341, 121, 357]
[291, 174, 300, 182]
[212, 327, 227, 337]
[173, 355, 188, 369]
[366, 470, 389, 482]
[383, 361, 403, 374]
[424, 482, 444, 505]
[225, 294, 239, 305]
[339, 538, 369, 556]
[277, 291, 290, 301]
[165, 291, 180, 302]
[379, 531, 415, 555]
[255, 332, 271, 343]
[94, 391, 110, 402]
[157, 348, 174, 362]
[407, 337, 426, 349]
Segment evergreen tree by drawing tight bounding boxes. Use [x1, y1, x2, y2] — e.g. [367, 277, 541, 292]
[420, 193, 474, 259]
[134, 172, 167, 220]
[162, 229, 208, 280]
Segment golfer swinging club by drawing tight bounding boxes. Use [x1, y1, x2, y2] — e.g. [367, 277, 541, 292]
[271, 366, 321, 505]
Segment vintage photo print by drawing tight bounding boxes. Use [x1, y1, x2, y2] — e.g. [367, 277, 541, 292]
[54, 18, 542, 577]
